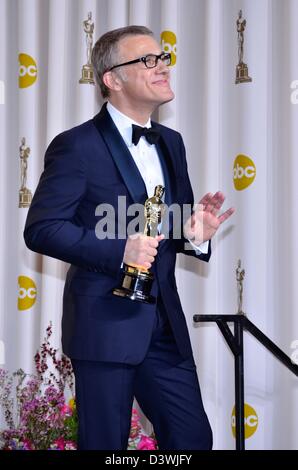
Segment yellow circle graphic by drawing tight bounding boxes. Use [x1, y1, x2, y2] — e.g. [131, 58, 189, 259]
[161, 31, 177, 66]
[18, 276, 37, 310]
[233, 154, 256, 191]
[231, 403, 258, 439]
[19, 53, 37, 88]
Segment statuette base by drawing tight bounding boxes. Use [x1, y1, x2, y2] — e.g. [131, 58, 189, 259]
[113, 264, 155, 304]
[235, 63, 252, 84]
[19, 188, 32, 208]
[79, 65, 95, 85]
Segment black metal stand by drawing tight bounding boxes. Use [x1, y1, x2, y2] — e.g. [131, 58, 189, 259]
[193, 314, 298, 450]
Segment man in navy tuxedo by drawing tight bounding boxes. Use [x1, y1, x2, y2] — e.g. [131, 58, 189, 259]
[24, 26, 234, 450]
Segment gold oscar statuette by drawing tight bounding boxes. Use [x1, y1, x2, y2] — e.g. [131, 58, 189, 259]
[113, 185, 165, 304]
[236, 259, 245, 314]
[19, 137, 32, 208]
[79, 12, 95, 85]
[235, 10, 252, 84]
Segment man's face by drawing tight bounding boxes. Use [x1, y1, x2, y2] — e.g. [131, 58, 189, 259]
[115, 35, 175, 110]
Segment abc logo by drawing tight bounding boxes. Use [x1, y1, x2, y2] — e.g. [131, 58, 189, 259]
[160, 31, 177, 66]
[18, 276, 37, 310]
[231, 403, 258, 439]
[19, 53, 37, 88]
[233, 154, 256, 191]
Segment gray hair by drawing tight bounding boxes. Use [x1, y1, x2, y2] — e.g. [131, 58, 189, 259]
[91, 25, 153, 98]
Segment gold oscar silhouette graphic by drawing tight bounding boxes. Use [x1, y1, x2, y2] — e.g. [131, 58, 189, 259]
[79, 12, 95, 84]
[19, 137, 32, 208]
[236, 259, 245, 314]
[235, 10, 252, 84]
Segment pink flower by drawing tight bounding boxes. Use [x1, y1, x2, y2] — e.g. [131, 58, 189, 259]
[130, 409, 141, 439]
[50, 437, 76, 451]
[131, 409, 140, 424]
[22, 438, 34, 450]
[60, 404, 72, 417]
[51, 437, 66, 450]
[64, 441, 77, 450]
[137, 435, 157, 450]
[130, 425, 140, 440]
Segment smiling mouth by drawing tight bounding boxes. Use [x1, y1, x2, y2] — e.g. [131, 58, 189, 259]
[153, 80, 169, 85]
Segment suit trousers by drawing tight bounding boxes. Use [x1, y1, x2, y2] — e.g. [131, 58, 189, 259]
[71, 300, 213, 450]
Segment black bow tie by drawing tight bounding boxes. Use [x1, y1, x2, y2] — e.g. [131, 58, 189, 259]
[131, 124, 160, 146]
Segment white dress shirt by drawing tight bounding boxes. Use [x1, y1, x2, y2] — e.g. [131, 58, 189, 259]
[107, 102, 164, 198]
[106, 102, 208, 254]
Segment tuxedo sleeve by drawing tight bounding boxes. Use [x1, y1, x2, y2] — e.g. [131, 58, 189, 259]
[24, 132, 126, 277]
[173, 135, 211, 262]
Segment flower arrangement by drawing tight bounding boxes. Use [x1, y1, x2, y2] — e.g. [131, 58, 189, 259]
[128, 408, 157, 450]
[0, 323, 157, 450]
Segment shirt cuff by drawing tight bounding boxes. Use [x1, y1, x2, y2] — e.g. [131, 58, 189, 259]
[187, 239, 209, 254]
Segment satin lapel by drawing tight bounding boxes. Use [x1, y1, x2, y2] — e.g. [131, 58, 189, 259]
[93, 104, 148, 205]
[153, 123, 179, 239]
[153, 124, 177, 207]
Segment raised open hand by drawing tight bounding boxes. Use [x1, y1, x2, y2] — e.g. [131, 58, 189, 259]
[183, 191, 235, 245]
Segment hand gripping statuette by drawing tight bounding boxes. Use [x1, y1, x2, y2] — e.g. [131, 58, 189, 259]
[113, 185, 165, 304]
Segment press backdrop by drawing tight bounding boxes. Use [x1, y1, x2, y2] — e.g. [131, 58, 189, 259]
[0, 0, 298, 450]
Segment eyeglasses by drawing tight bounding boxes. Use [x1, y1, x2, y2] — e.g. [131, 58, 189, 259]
[108, 52, 171, 72]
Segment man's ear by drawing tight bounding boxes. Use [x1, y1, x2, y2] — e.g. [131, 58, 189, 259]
[103, 71, 123, 93]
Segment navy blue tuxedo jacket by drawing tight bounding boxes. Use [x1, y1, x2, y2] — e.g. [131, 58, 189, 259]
[24, 103, 211, 365]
